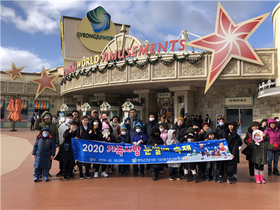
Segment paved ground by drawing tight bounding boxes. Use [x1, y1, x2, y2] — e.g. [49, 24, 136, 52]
[1, 128, 280, 210]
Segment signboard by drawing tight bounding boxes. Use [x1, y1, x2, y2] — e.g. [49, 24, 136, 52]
[72, 139, 232, 164]
[223, 96, 253, 106]
[156, 92, 172, 99]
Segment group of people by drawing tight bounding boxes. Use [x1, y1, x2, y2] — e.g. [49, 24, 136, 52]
[31, 108, 280, 184]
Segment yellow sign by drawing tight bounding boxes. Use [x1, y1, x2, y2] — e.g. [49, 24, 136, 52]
[77, 6, 117, 52]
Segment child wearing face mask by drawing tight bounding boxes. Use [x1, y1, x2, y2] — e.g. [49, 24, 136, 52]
[55, 121, 78, 180]
[248, 130, 278, 184]
[32, 127, 56, 182]
[117, 125, 130, 175]
[131, 122, 147, 177]
[159, 124, 168, 143]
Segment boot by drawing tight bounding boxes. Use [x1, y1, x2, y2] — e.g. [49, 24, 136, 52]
[259, 175, 266, 184]
[185, 174, 189, 182]
[255, 174, 261, 184]
[152, 171, 157, 181]
[268, 169, 272, 176]
[193, 174, 198, 183]
[273, 169, 280, 175]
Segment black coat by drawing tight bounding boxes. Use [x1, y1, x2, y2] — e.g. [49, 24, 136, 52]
[97, 131, 116, 143]
[76, 125, 95, 140]
[178, 127, 201, 142]
[172, 123, 186, 139]
[88, 117, 102, 130]
[147, 135, 164, 146]
[55, 128, 75, 166]
[215, 125, 226, 139]
[117, 134, 131, 143]
[144, 121, 159, 141]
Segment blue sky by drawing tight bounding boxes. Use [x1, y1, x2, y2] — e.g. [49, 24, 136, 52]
[1, 0, 279, 73]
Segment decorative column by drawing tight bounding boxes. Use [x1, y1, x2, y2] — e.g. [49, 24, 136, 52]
[169, 86, 197, 122]
[272, 3, 280, 84]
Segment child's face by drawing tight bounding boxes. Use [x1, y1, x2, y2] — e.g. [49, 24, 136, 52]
[255, 133, 260, 137]
[208, 133, 215, 140]
[172, 132, 176, 138]
[43, 130, 49, 134]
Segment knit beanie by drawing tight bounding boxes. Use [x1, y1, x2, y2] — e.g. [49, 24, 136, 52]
[186, 127, 195, 134]
[102, 114, 108, 120]
[135, 122, 142, 128]
[102, 122, 109, 130]
[177, 116, 184, 123]
[120, 125, 127, 131]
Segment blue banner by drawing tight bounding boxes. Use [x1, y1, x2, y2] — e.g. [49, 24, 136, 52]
[71, 139, 232, 164]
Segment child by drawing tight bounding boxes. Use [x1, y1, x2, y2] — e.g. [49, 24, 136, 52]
[248, 130, 278, 183]
[182, 133, 199, 183]
[204, 129, 218, 182]
[117, 125, 130, 175]
[131, 122, 147, 177]
[55, 121, 78, 180]
[159, 124, 168, 143]
[166, 129, 181, 180]
[32, 127, 56, 182]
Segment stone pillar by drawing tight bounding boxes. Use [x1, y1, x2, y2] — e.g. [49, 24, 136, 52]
[169, 86, 197, 122]
[272, 3, 280, 84]
[133, 89, 157, 123]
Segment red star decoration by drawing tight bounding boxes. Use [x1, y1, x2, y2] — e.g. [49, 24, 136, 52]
[31, 67, 59, 99]
[186, 2, 270, 93]
[4, 62, 25, 80]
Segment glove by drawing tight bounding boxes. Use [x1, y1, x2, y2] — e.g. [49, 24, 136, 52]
[248, 139, 252, 144]
[273, 142, 278, 148]
[121, 142, 125, 146]
[133, 142, 137, 146]
[137, 140, 143, 145]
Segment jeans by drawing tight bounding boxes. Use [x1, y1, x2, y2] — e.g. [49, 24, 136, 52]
[169, 167, 179, 177]
[34, 168, 49, 179]
[63, 162, 74, 178]
[78, 164, 90, 176]
[205, 161, 217, 179]
[267, 150, 280, 171]
[133, 164, 144, 174]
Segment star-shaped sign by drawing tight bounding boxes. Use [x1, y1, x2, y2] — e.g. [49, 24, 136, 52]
[186, 2, 270, 93]
[4, 62, 25, 80]
[31, 67, 59, 99]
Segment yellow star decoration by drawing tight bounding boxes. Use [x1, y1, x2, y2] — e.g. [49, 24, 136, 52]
[30, 67, 59, 99]
[4, 62, 25, 80]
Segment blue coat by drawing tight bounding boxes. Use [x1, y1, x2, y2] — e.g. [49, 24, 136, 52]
[32, 128, 56, 169]
[131, 131, 147, 144]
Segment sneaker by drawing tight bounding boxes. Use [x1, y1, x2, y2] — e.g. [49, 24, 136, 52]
[193, 175, 198, 183]
[233, 174, 238, 181]
[56, 171, 64, 177]
[94, 172, 98, 178]
[268, 170, 272, 176]
[101, 171, 108, 177]
[250, 176, 255, 181]
[133, 173, 137, 177]
[169, 176, 174, 181]
[69, 176, 74, 180]
[205, 176, 210, 181]
[185, 175, 189, 182]
[176, 177, 181, 180]
[85, 173, 91, 179]
[218, 176, 223, 183]
[273, 169, 280, 175]
[141, 173, 145, 177]
[44, 177, 49, 182]
[213, 178, 218, 182]
[63, 177, 69, 181]
[108, 168, 113, 174]
[227, 177, 233, 184]
[123, 172, 127, 176]
[118, 172, 123, 176]
[79, 173, 84, 179]
[34, 177, 39, 182]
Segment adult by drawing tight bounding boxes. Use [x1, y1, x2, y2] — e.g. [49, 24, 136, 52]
[259, 119, 268, 132]
[144, 113, 159, 141]
[274, 117, 280, 128]
[52, 114, 59, 126]
[30, 113, 36, 131]
[205, 114, 211, 127]
[56, 113, 73, 177]
[215, 118, 226, 139]
[88, 110, 101, 130]
[123, 109, 143, 138]
[110, 116, 121, 140]
[264, 119, 280, 175]
[72, 110, 81, 127]
[197, 115, 203, 128]
[200, 122, 211, 140]
[158, 115, 170, 130]
[173, 116, 186, 140]
[34, 111, 59, 145]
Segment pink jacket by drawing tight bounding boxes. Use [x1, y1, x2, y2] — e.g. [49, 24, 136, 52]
[160, 130, 168, 143]
[264, 119, 280, 150]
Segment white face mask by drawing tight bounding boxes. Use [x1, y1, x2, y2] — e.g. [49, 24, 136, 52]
[159, 128, 164, 132]
[136, 128, 141, 133]
[72, 128, 77, 131]
[103, 129, 109, 133]
[83, 125, 88, 130]
[187, 138, 192, 142]
[121, 131, 127, 135]
[66, 118, 73, 124]
[276, 119, 280, 122]
[93, 122, 99, 126]
[219, 122, 224, 126]
[150, 118, 155, 121]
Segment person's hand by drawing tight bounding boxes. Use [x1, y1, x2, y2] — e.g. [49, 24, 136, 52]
[137, 140, 143, 145]
[200, 129, 204, 134]
[273, 142, 278, 147]
[172, 139, 175, 143]
[126, 120, 130, 125]
[32, 155, 36, 160]
[262, 133, 266, 137]
[154, 144, 158, 147]
[89, 130, 92, 134]
[108, 137, 111, 141]
[36, 115, 40, 120]
[50, 156, 54, 160]
[116, 124, 120, 129]
[75, 137, 79, 139]
[121, 142, 125, 146]
[184, 135, 187, 139]
[248, 139, 252, 144]
[231, 155, 235, 159]
[133, 142, 137, 146]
